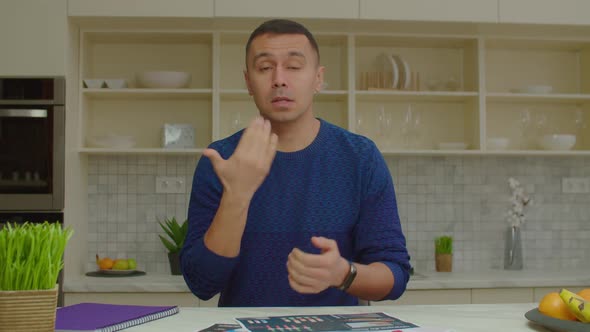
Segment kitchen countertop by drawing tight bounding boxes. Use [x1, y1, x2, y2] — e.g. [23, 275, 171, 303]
[63, 269, 590, 293]
[123, 304, 548, 332]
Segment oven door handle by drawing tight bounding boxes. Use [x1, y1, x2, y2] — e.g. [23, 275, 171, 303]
[0, 109, 47, 118]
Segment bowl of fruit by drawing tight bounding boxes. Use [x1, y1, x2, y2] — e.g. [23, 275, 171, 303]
[94, 254, 140, 275]
[525, 288, 590, 331]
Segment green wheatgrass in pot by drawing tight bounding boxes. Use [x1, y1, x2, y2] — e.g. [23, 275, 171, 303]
[435, 235, 453, 255]
[0, 222, 73, 291]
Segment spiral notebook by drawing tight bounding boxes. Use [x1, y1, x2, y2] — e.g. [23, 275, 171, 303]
[55, 302, 179, 332]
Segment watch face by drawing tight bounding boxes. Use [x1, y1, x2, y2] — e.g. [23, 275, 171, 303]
[339, 262, 357, 291]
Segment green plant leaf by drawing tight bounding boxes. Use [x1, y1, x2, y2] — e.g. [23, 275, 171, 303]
[159, 221, 175, 242]
[159, 235, 178, 253]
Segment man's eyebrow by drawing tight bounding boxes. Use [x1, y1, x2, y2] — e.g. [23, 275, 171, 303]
[252, 51, 306, 64]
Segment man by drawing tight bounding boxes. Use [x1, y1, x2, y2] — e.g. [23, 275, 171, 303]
[181, 19, 410, 307]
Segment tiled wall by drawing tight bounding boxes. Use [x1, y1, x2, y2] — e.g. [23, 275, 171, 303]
[87, 155, 590, 274]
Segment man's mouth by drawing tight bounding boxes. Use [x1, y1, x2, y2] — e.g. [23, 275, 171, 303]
[271, 96, 294, 107]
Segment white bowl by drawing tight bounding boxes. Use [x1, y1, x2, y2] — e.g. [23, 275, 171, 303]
[136, 71, 191, 89]
[523, 85, 553, 94]
[438, 142, 468, 150]
[83, 79, 105, 89]
[538, 134, 576, 150]
[104, 79, 128, 89]
[487, 137, 510, 150]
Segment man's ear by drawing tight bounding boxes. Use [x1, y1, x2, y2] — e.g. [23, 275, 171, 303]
[244, 69, 253, 96]
[315, 66, 325, 93]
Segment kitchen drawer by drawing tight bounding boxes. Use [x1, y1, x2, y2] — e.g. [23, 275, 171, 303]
[471, 288, 533, 304]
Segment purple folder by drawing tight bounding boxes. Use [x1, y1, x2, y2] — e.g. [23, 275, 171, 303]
[55, 302, 179, 332]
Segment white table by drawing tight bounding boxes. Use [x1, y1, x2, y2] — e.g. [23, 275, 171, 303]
[125, 303, 551, 332]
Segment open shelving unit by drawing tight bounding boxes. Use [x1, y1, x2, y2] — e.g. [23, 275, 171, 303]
[76, 29, 590, 155]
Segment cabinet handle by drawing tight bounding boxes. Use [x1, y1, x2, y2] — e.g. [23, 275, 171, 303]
[0, 109, 47, 118]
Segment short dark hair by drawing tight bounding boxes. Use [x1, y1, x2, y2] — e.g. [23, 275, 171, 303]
[245, 19, 320, 66]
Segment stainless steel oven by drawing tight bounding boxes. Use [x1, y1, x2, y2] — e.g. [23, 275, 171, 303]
[0, 77, 65, 211]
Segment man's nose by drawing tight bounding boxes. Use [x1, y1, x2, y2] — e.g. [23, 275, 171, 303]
[272, 67, 287, 88]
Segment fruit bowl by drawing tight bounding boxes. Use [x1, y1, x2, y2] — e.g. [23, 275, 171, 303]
[136, 71, 191, 89]
[525, 308, 588, 332]
[538, 134, 576, 151]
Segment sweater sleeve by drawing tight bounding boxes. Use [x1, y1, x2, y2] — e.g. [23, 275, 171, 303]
[180, 154, 239, 301]
[354, 143, 411, 301]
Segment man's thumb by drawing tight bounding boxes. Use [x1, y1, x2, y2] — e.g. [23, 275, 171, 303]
[311, 236, 335, 253]
[203, 148, 224, 169]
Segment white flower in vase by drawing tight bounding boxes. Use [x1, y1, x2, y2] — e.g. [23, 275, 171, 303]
[506, 177, 532, 227]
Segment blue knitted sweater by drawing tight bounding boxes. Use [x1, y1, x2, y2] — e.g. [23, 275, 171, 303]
[181, 119, 410, 307]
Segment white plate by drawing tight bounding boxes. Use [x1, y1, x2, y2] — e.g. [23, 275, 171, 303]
[392, 55, 404, 89]
[387, 54, 399, 89]
[98, 269, 138, 275]
[400, 57, 411, 90]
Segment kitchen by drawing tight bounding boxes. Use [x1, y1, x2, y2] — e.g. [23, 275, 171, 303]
[1, 1, 590, 331]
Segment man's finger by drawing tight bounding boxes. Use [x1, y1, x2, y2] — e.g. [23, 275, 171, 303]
[288, 275, 321, 294]
[290, 248, 329, 268]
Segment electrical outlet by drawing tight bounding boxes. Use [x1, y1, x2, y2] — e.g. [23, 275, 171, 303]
[155, 176, 186, 194]
[562, 177, 590, 194]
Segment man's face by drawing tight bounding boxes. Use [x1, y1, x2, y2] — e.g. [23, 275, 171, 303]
[244, 33, 324, 124]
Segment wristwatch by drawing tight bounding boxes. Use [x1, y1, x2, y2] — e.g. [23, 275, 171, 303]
[337, 261, 357, 291]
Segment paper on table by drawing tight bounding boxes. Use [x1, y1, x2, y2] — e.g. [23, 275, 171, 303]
[233, 312, 452, 332]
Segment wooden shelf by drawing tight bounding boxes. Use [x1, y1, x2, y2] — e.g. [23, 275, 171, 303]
[79, 148, 205, 155]
[380, 149, 590, 156]
[356, 90, 478, 102]
[82, 88, 212, 99]
[487, 93, 590, 104]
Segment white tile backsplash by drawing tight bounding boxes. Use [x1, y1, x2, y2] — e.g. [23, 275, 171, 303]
[87, 155, 590, 274]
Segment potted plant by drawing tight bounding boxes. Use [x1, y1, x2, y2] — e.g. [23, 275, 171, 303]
[434, 235, 453, 272]
[0, 222, 73, 331]
[158, 217, 188, 275]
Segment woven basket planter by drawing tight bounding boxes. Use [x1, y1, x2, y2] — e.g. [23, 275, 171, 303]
[0, 286, 58, 332]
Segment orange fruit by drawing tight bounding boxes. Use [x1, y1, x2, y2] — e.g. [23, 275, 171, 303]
[98, 257, 114, 270]
[577, 288, 590, 301]
[538, 292, 577, 321]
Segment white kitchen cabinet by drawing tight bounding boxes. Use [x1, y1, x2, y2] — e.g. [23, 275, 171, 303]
[359, 0, 498, 23]
[67, 0, 214, 18]
[499, 0, 590, 26]
[0, 0, 66, 76]
[484, 38, 590, 152]
[78, 31, 213, 153]
[71, 23, 590, 156]
[214, 0, 358, 19]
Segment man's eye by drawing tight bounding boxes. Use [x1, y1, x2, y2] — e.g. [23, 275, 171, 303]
[288, 66, 301, 70]
[259, 66, 272, 72]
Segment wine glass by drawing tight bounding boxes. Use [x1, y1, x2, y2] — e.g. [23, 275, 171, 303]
[401, 104, 421, 149]
[356, 112, 365, 136]
[519, 109, 532, 149]
[574, 108, 587, 147]
[377, 105, 392, 149]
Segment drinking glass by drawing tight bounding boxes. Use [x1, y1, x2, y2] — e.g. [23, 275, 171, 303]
[574, 108, 587, 147]
[401, 104, 421, 149]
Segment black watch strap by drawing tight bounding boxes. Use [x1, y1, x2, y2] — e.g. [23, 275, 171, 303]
[337, 261, 357, 291]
